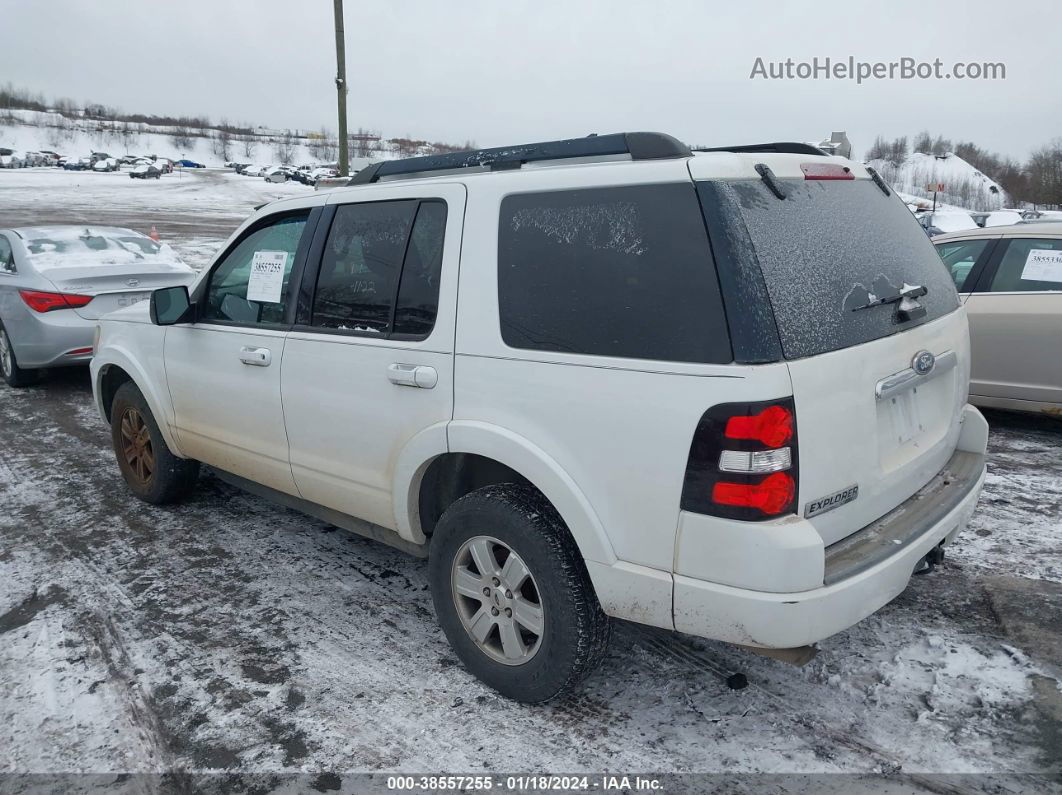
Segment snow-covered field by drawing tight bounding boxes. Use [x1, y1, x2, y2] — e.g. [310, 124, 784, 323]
[0, 170, 1059, 793]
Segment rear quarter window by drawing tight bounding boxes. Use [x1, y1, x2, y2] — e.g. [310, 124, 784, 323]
[698, 178, 960, 360]
[497, 183, 731, 364]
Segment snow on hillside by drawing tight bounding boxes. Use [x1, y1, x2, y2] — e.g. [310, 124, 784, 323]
[868, 151, 1007, 212]
[0, 108, 393, 168]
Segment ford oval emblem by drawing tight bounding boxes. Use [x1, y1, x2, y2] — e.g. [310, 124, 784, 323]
[913, 350, 935, 376]
[126, 278, 140, 287]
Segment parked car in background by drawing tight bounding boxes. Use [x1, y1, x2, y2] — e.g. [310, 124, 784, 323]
[264, 166, 290, 183]
[91, 133, 988, 702]
[0, 225, 195, 387]
[129, 163, 162, 179]
[934, 223, 1062, 415]
[62, 156, 93, 171]
[89, 152, 113, 165]
[176, 159, 205, 168]
[119, 155, 142, 166]
[39, 150, 62, 166]
[918, 209, 978, 237]
[153, 158, 174, 174]
[983, 210, 1024, 228]
[92, 158, 120, 172]
[0, 148, 26, 168]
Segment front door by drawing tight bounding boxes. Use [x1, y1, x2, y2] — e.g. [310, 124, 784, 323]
[282, 184, 465, 531]
[165, 208, 317, 495]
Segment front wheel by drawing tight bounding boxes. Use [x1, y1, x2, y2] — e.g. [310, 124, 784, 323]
[0, 324, 41, 387]
[110, 381, 199, 503]
[428, 484, 611, 703]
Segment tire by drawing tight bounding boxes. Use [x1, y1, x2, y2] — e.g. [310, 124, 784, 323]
[0, 324, 41, 388]
[110, 381, 199, 504]
[429, 484, 611, 703]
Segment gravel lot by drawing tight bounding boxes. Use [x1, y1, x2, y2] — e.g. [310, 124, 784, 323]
[0, 169, 1059, 793]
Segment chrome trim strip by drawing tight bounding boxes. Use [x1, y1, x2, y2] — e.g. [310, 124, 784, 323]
[875, 350, 957, 401]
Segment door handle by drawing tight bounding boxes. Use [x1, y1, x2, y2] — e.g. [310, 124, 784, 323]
[387, 363, 438, 389]
[239, 347, 272, 367]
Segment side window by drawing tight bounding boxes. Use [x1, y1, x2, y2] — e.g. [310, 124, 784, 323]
[311, 199, 447, 338]
[934, 239, 989, 290]
[989, 238, 1062, 293]
[203, 212, 310, 325]
[394, 201, 447, 337]
[497, 184, 731, 363]
[0, 237, 14, 273]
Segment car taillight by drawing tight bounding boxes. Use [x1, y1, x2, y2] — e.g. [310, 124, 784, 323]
[680, 398, 799, 521]
[19, 290, 93, 313]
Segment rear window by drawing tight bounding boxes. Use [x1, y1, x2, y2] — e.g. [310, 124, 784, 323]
[497, 184, 731, 364]
[22, 228, 183, 270]
[697, 179, 960, 360]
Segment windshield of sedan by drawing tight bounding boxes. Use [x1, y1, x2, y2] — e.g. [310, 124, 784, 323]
[22, 227, 186, 270]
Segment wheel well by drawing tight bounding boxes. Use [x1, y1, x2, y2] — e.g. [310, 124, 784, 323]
[99, 365, 134, 422]
[418, 453, 536, 537]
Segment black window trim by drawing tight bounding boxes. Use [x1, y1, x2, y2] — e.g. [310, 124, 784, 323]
[191, 206, 322, 331]
[970, 236, 1062, 295]
[293, 196, 449, 343]
[934, 236, 999, 293]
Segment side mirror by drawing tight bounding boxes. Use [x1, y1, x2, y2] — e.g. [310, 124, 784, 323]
[150, 285, 192, 325]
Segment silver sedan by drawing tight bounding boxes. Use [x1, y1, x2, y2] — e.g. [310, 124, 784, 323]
[0, 226, 196, 387]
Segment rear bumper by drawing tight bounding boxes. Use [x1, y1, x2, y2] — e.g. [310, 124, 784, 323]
[3, 304, 95, 369]
[672, 406, 988, 648]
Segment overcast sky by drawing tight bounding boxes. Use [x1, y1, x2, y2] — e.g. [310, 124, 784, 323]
[2, 0, 1059, 160]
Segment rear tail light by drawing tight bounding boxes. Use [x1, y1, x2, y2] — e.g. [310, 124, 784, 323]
[680, 398, 799, 521]
[19, 290, 93, 313]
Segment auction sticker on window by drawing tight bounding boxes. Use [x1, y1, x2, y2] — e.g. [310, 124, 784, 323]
[1021, 248, 1062, 283]
[246, 251, 288, 303]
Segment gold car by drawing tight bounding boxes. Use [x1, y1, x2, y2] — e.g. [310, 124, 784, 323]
[935, 222, 1062, 416]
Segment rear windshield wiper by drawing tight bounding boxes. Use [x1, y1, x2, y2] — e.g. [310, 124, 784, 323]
[852, 283, 928, 322]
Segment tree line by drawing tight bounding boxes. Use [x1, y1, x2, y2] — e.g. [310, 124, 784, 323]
[0, 82, 475, 166]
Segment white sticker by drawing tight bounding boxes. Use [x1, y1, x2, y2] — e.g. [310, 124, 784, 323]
[1020, 248, 1062, 284]
[246, 250, 288, 303]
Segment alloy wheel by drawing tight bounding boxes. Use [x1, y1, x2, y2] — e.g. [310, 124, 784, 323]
[120, 407, 155, 486]
[451, 535, 545, 665]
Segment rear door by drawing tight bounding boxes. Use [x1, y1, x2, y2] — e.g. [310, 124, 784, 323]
[281, 184, 464, 531]
[696, 168, 968, 545]
[964, 235, 1062, 405]
[165, 208, 318, 495]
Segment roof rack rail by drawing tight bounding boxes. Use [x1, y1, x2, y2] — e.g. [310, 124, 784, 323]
[693, 142, 828, 156]
[347, 131, 691, 185]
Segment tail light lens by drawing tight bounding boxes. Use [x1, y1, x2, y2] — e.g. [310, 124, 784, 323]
[680, 398, 799, 521]
[19, 290, 93, 313]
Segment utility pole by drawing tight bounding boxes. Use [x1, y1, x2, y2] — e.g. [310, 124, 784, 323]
[333, 0, 349, 176]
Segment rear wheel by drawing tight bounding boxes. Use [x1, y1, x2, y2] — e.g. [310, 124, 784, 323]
[429, 484, 611, 703]
[110, 381, 199, 503]
[0, 325, 41, 388]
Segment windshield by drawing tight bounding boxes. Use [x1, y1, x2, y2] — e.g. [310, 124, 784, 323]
[22, 228, 186, 270]
[697, 178, 960, 360]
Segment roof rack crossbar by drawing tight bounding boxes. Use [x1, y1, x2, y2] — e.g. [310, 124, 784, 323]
[693, 142, 829, 156]
[346, 132, 691, 185]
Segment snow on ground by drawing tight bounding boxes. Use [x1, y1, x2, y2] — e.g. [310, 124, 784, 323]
[0, 170, 1059, 792]
[0, 167, 308, 270]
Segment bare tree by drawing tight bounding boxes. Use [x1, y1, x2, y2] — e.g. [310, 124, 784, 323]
[241, 133, 257, 158]
[274, 130, 296, 165]
[212, 129, 232, 161]
[912, 130, 932, 155]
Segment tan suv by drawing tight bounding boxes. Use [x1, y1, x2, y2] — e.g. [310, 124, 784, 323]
[934, 222, 1062, 416]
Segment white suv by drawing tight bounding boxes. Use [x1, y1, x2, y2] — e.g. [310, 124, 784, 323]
[91, 132, 988, 702]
